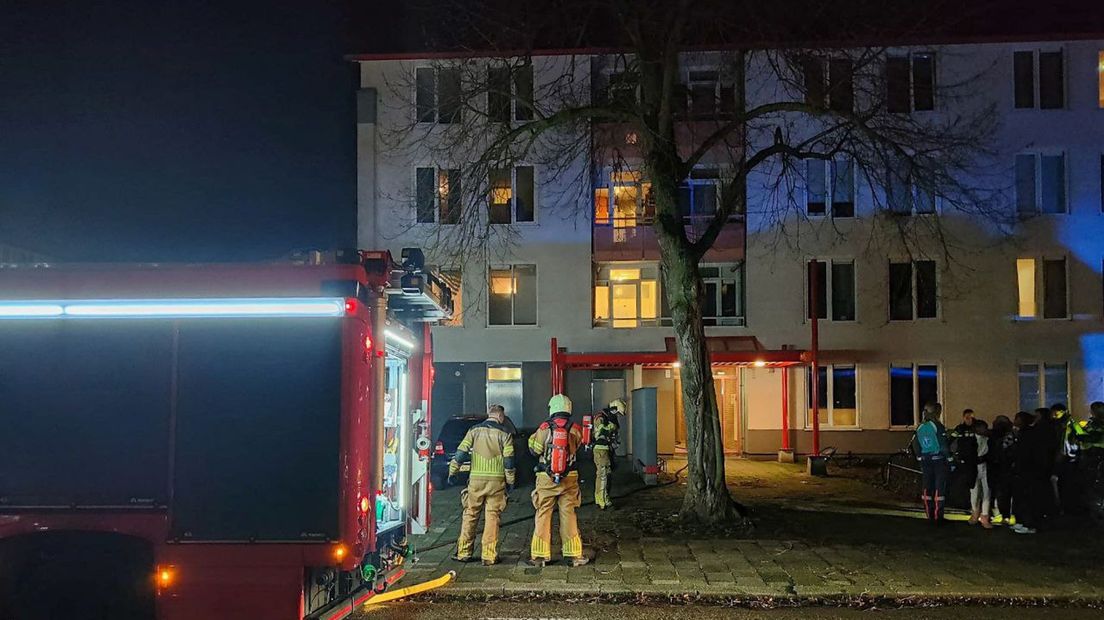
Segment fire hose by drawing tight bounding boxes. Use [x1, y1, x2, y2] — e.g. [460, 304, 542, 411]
[363, 570, 456, 606]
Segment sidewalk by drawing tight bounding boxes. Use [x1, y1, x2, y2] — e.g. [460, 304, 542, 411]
[394, 459, 1104, 603]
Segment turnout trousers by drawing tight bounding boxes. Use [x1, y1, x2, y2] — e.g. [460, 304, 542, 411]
[455, 477, 507, 562]
[593, 446, 612, 508]
[530, 472, 583, 560]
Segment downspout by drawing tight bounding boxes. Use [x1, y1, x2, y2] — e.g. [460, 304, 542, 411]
[809, 260, 821, 455]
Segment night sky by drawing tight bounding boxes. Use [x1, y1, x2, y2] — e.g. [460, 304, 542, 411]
[0, 0, 359, 262]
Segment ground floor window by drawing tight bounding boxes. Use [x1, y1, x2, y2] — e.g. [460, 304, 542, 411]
[889, 364, 940, 427]
[1018, 361, 1069, 411]
[806, 364, 858, 428]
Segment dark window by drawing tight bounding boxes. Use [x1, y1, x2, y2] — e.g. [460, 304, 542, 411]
[832, 366, 857, 409]
[1014, 51, 1035, 108]
[1043, 258, 1067, 319]
[1015, 154, 1038, 214]
[829, 58, 854, 113]
[831, 261, 856, 321]
[917, 365, 939, 417]
[915, 260, 938, 318]
[808, 365, 829, 410]
[514, 64, 534, 121]
[886, 56, 910, 113]
[806, 160, 827, 215]
[416, 67, 436, 122]
[608, 72, 637, 108]
[832, 159, 854, 217]
[415, 167, 436, 223]
[889, 262, 913, 320]
[808, 260, 827, 320]
[515, 166, 535, 222]
[912, 53, 935, 111]
[1040, 154, 1066, 214]
[802, 57, 826, 107]
[1039, 51, 1064, 109]
[487, 67, 511, 122]
[889, 365, 915, 426]
[437, 68, 462, 124]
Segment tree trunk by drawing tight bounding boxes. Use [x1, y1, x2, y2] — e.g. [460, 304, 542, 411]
[657, 246, 743, 525]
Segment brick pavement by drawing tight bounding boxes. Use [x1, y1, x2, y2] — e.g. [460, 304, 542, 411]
[397, 459, 1104, 602]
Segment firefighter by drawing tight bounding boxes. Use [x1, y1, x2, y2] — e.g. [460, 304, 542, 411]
[448, 404, 516, 565]
[592, 398, 625, 509]
[527, 394, 588, 567]
[1073, 402, 1104, 470]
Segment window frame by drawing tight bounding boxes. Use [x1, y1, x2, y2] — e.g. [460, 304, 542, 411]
[658, 262, 746, 327]
[886, 160, 938, 215]
[414, 65, 463, 124]
[488, 165, 538, 225]
[804, 363, 860, 429]
[886, 51, 937, 113]
[486, 62, 534, 123]
[1012, 49, 1066, 110]
[1018, 361, 1070, 412]
[888, 362, 942, 428]
[487, 264, 538, 327]
[802, 56, 854, 112]
[805, 258, 857, 322]
[1015, 256, 1070, 320]
[804, 158, 855, 217]
[888, 259, 940, 321]
[414, 166, 462, 225]
[680, 66, 735, 118]
[1015, 151, 1068, 216]
[594, 262, 661, 328]
[439, 268, 463, 327]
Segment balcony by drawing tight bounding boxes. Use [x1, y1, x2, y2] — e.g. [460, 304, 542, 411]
[593, 215, 745, 263]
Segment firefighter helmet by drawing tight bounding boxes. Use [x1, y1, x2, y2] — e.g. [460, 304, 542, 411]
[608, 398, 627, 414]
[548, 394, 573, 415]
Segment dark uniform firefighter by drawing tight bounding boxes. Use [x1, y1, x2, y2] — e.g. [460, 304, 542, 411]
[449, 404, 516, 565]
[527, 394, 588, 567]
[1073, 402, 1104, 471]
[592, 398, 625, 509]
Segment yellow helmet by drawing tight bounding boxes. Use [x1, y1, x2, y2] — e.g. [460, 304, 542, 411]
[608, 398, 627, 413]
[548, 393, 572, 415]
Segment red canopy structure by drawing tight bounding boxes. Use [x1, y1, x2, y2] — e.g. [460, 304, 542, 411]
[550, 336, 811, 453]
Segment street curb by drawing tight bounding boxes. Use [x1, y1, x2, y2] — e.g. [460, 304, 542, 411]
[405, 590, 1104, 609]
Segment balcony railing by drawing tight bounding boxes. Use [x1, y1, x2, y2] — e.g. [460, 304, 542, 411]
[593, 215, 745, 262]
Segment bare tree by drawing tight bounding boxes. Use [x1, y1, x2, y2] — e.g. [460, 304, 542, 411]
[372, 0, 1003, 525]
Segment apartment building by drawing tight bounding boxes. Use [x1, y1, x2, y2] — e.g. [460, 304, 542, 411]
[352, 22, 1104, 456]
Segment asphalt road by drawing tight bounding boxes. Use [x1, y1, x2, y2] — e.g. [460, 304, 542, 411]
[355, 602, 1101, 619]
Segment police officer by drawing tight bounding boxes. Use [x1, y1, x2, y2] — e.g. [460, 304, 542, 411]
[592, 398, 625, 510]
[449, 404, 516, 566]
[1073, 402, 1104, 470]
[527, 394, 588, 567]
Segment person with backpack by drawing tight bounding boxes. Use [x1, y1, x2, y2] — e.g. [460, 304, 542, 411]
[914, 402, 952, 524]
[527, 394, 588, 567]
[591, 398, 625, 510]
[448, 404, 517, 565]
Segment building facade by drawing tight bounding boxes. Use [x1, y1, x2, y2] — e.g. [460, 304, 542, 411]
[353, 37, 1104, 456]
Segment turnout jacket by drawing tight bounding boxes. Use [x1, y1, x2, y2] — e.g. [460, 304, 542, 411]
[450, 419, 516, 485]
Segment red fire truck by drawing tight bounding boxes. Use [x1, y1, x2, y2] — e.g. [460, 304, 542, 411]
[0, 249, 451, 620]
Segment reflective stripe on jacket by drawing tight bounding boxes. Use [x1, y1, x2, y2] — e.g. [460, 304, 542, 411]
[450, 420, 516, 484]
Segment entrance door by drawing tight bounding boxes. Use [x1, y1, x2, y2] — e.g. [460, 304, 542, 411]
[673, 370, 741, 454]
[592, 378, 628, 456]
[486, 364, 523, 427]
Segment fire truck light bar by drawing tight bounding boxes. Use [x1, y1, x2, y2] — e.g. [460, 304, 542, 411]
[0, 298, 348, 319]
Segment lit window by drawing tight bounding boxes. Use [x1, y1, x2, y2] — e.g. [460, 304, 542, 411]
[1016, 258, 1037, 318]
[594, 263, 659, 328]
[807, 364, 858, 428]
[487, 365, 522, 381]
[440, 269, 463, 327]
[415, 167, 461, 224]
[488, 167, 535, 224]
[488, 265, 536, 326]
[1098, 51, 1104, 108]
[594, 187, 610, 224]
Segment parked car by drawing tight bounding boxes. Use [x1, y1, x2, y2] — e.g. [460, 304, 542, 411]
[431, 415, 535, 489]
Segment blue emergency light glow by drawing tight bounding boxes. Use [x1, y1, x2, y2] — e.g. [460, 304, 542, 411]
[0, 297, 348, 319]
